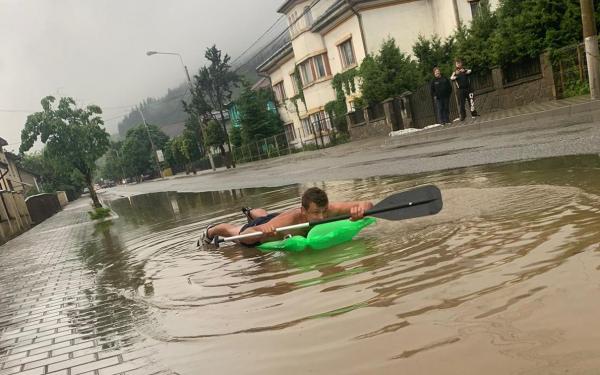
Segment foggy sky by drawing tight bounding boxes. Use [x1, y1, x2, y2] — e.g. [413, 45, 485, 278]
[0, 0, 284, 152]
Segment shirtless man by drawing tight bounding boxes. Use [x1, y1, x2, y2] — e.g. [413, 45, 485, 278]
[202, 187, 373, 246]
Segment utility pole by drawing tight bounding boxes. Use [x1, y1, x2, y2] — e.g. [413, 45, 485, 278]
[138, 108, 164, 179]
[146, 51, 215, 171]
[452, 0, 461, 29]
[580, 0, 600, 99]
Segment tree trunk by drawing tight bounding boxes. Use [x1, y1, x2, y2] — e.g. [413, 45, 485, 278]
[85, 175, 102, 209]
[219, 144, 230, 169]
[218, 108, 236, 168]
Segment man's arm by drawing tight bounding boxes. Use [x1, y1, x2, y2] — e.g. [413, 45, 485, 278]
[328, 201, 374, 220]
[239, 209, 300, 244]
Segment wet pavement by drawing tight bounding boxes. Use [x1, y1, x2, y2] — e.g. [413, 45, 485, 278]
[1, 155, 600, 374]
[104, 116, 600, 196]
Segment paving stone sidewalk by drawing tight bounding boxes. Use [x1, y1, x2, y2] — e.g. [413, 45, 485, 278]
[0, 200, 168, 375]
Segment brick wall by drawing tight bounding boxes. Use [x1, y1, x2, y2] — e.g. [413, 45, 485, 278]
[351, 52, 558, 137]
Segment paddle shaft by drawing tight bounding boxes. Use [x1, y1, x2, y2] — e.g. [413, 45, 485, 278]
[217, 197, 436, 244]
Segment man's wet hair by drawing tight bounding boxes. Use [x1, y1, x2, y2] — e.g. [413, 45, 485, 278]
[302, 187, 329, 209]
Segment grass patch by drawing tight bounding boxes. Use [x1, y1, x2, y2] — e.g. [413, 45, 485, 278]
[88, 207, 112, 220]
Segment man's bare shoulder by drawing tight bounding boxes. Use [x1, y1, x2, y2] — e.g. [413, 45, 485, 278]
[278, 207, 304, 223]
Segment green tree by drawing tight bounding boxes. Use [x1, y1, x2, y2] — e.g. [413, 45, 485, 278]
[453, 0, 497, 70]
[413, 34, 455, 78]
[99, 141, 125, 182]
[235, 85, 282, 144]
[490, 0, 581, 66]
[183, 114, 205, 157]
[20, 151, 85, 198]
[164, 137, 185, 172]
[165, 130, 202, 174]
[230, 125, 242, 148]
[205, 120, 226, 150]
[20, 96, 110, 208]
[358, 38, 423, 105]
[184, 45, 239, 168]
[121, 124, 169, 181]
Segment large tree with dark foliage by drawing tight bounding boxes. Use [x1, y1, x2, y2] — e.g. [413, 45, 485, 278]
[20, 96, 110, 208]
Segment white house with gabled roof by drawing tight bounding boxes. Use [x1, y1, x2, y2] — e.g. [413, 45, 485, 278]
[257, 0, 498, 147]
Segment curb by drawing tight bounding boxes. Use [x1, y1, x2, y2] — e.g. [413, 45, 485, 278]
[386, 99, 600, 146]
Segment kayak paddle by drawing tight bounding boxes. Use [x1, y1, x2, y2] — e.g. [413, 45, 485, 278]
[200, 185, 442, 248]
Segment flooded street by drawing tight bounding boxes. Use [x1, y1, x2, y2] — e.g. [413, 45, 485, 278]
[75, 155, 600, 374]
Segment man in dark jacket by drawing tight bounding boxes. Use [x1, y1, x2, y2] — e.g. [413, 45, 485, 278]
[430, 66, 452, 125]
[451, 59, 479, 121]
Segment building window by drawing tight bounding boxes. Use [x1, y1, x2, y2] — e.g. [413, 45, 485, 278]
[313, 55, 327, 79]
[310, 111, 332, 132]
[298, 53, 331, 86]
[284, 123, 296, 141]
[301, 117, 313, 138]
[303, 6, 313, 27]
[288, 7, 312, 38]
[288, 10, 299, 37]
[299, 60, 315, 86]
[338, 39, 356, 69]
[470, 0, 480, 18]
[272, 81, 286, 104]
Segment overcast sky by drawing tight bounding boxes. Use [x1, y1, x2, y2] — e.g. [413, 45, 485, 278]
[0, 0, 284, 152]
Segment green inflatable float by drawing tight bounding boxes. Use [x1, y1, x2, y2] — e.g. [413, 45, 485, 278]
[258, 217, 376, 252]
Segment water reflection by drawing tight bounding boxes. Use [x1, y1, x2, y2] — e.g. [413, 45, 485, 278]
[74, 221, 148, 350]
[76, 154, 600, 374]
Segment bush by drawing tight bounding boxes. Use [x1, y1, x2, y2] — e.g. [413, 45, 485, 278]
[331, 133, 351, 146]
[563, 81, 590, 98]
[89, 207, 112, 220]
[413, 35, 455, 78]
[359, 38, 423, 105]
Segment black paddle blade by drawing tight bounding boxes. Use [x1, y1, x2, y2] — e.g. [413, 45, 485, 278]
[368, 185, 443, 221]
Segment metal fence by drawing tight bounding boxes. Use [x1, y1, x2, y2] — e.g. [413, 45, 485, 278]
[231, 133, 293, 163]
[551, 42, 590, 98]
[503, 56, 542, 84]
[472, 70, 494, 92]
[368, 102, 386, 121]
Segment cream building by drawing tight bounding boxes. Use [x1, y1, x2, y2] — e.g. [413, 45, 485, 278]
[257, 0, 498, 147]
[0, 137, 39, 194]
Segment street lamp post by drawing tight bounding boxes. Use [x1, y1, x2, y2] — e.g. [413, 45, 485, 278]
[146, 51, 216, 171]
[114, 148, 126, 183]
[138, 107, 164, 179]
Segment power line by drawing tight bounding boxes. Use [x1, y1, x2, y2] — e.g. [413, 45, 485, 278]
[0, 108, 35, 113]
[232, 0, 322, 73]
[231, 14, 286, 66]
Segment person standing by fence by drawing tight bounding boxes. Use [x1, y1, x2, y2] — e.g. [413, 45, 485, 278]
[451, 59, 479, 121]
[430, 67, 453, 125]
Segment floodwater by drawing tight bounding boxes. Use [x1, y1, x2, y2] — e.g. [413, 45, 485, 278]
[86, 155, 600, 374]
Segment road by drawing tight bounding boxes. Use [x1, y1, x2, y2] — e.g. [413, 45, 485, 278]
[105, 109, 600, 196]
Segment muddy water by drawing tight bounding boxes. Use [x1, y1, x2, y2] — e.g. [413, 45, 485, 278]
[86, 155, 600, 374]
